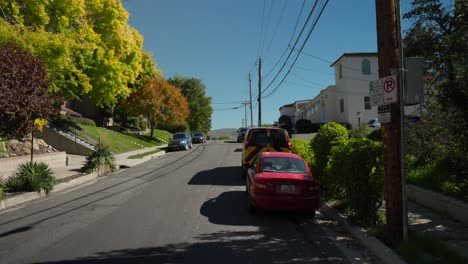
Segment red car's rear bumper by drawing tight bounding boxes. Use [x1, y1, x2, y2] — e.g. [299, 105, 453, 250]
[251, 193, 320, 210]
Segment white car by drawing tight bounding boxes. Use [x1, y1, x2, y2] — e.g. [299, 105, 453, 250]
[367, 118, 381, 130]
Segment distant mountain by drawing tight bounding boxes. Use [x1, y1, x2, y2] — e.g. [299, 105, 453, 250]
[208, 128, 238, 138]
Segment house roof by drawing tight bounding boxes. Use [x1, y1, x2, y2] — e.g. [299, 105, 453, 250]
[330, 52, 378, 67]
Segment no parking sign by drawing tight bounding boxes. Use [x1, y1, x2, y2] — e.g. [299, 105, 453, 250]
[369, 74, 398, 106]
[383, 75, 397, 104]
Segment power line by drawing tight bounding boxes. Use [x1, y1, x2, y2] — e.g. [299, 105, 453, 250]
[263, 0, 306, 80]
[261, 0, 320, 95]
[257, 0, 267, 57]
[264, 0, 287, 56]
[289, 72, 327, 87]
[263, 0, 329, 99]
[211, 101, 245, 105]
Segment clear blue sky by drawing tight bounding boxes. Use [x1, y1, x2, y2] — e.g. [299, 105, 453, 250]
[123, 0, 414, 130]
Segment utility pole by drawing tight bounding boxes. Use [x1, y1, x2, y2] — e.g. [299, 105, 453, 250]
[375, 0, 407, 245]
[258, 57, 262, 126]
[249, 73, 253, 127]
[244, 101, 248, 127]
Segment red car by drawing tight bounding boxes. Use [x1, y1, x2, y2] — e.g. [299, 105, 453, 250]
[246, 152, 320, 216]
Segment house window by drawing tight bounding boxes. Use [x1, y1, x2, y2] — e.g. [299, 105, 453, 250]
[362, 59, 370, 75]
[339, 63, 343, 79]
[364, 96, 371, 109]
[339, 99, 344, 113]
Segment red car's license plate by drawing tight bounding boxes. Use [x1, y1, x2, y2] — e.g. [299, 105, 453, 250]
[279, 184, 296, 193]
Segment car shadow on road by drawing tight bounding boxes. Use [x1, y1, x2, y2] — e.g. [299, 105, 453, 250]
[199, 190, 312, 227]
[188, 166, 243, 186]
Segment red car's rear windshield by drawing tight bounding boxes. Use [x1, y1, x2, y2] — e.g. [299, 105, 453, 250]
[262, 157, 308, 173]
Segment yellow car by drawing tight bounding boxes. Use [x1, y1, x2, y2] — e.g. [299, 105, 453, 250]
[241, 127, 291, 178]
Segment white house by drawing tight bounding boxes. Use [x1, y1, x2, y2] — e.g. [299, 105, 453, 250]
[279, 99, 313, 129]
[295, 52, 380, 128]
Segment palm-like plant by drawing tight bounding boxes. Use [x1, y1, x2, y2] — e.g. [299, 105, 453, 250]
[0, 178, 5, 201]
[82, 144, 117, 175]
[6, 161, 56, 194]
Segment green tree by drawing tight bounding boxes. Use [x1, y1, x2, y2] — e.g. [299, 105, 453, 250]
[0, 0, 153, 107]
[168, 76, 213, 133]
[404, 0, 467, 140]
[404, 0, 468, 184]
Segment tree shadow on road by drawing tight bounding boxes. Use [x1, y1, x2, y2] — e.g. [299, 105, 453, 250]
[32, 191, 349, 264]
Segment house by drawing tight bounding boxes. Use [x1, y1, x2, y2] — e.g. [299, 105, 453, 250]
[280, 52, 426, 130]
[290, 53, 379, 129]
[279, 99, 314, 130]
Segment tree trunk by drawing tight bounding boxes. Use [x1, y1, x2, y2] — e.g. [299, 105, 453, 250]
[150, 122, 155, 139]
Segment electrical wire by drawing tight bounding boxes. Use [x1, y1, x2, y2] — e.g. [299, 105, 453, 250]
[263, 0, 329, 99]
[263, 0, 306, 80]
[261, 0, 320, 95]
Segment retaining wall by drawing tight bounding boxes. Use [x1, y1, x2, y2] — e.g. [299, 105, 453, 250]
[407, 184, 468, 225]
[0, 152, 66, 179]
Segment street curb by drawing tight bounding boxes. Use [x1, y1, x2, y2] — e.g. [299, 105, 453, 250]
[0, 150, 166, 212]
[320, 203, 407, 264]
[0, 172, 98, 212]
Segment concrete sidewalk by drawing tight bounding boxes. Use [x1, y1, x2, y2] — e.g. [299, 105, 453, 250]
[51, 144, 168, 181]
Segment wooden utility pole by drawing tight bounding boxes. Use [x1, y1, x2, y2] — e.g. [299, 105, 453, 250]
[375, 0, 406, 245]
[249, 73, 253, 127]
[258, 58, 262, 126]
[244, 101, 248, 127]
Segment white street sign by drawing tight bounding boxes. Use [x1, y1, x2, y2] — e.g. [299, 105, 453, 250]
[378, 104, 391, 123]
[369, 74, 398, 106]
[370, 79, 383, 106]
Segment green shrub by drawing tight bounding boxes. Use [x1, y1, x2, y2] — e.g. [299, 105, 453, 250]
[6, 161, 56, 194]
[311, 122, 349, 180]
[291, 138, 315, 169]
[367, 129, 382, 142]
[349, 123, 371, 139]
[81, 144, 117, 175]
[327, 138, 384, 225]
[407, 157, 467, 201]
[295, 119, 312, 133]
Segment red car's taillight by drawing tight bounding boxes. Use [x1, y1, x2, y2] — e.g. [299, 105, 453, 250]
[287, 138, 292, 149]
[253, 178, 274, 193]
[305, 181, 320, 193]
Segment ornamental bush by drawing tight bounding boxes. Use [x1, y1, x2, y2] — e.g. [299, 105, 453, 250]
[6, 161, 56, 194]
[310, 122, 349, 181]
[290, 138, 315, 169]
[0, 178, 5, 201]
[81, 144, 117, 175]
[327, 138, 384, 225]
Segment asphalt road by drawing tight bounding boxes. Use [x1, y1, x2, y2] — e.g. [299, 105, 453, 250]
[0, 140, 372, 264]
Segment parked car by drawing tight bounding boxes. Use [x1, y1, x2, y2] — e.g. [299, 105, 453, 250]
[166, 132, 192, 152]
[237, 127, 248, 143]
[241, 127, 291, 178]
[367, 118, 381, 130]
[246, 152, 320, 215]
[192, 132, 206, 143]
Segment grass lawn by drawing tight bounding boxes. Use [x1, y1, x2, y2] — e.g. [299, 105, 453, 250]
[71, 124, 171, 154]
[128, 149, 161, 159]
